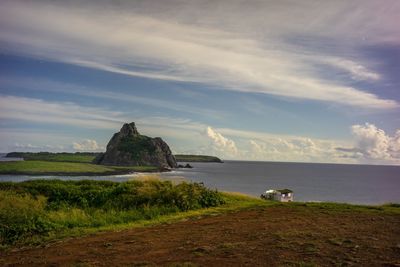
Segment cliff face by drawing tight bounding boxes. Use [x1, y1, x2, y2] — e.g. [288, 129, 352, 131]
[94, 122, 177, 168]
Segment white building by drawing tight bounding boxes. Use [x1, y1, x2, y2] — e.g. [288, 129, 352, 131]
[261, 189, 294, 202]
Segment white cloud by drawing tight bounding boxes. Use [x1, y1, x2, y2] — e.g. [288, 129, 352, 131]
[0, 76, 221, 119]
[336, 123, 400, 164]
[390, 130, 400, 159]
[244, 137, 346, 163]
[351, 123, 399, 160]
[0, 93, 398, 165]
[323, 58, 380, 81]
[72, 139, 104, 152]
[13, 143, 39, 151]
[170, 124, 351, 164]
[204, 126, 238, 158]
[0, 95, 127, 129]
[11, 143, 66, 152]
[0, 1, 398, 109]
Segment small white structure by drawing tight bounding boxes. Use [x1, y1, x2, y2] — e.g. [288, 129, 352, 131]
[261, 189, 294, 202]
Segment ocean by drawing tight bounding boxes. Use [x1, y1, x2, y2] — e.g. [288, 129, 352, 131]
[160, 161, 400, 205]
[1, 157, 399, 205]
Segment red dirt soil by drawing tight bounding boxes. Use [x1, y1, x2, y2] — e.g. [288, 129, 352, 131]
[1, 206, 400, 266]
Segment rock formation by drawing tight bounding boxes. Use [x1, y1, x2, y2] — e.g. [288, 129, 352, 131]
[94, 122, 177, 168]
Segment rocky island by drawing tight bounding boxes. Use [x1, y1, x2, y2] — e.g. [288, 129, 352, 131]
[94, 122, 177, 169]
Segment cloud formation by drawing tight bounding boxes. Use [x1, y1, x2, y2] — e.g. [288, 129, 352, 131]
[72, 139, 104, 152]
[0, 1, 398, 109]
[244, 137, 343, 163]
[0, 95, 127, 129]
[0, 94, 398, 164]
[0, 76, 221, 118]
[205, 127, 238, 157]
[351, 123, 400, 160]
[11, 143, 66, 152]
[335, 123, 400, 164]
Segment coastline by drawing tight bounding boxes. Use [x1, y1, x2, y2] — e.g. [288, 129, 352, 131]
[0, 169, 163, 176]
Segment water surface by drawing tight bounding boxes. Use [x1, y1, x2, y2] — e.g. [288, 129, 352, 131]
[1, 160, 399, 205]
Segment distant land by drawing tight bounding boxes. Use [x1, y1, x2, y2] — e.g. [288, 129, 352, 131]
[5, 152, 98, 163]
[1, 152, 222, 175]
[2, 121, 222, 176]
[6, 152, 223, 163]
[174, 154, 223, 163]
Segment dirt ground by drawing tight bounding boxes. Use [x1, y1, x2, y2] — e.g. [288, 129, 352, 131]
[1, 205, 400, 267]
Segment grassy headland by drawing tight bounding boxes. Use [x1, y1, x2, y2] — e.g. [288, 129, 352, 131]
[1, 178, 399, 249]
[175, 154, 223, 163]
[0, 160, 158, 176]
[1, 180, 399, 266]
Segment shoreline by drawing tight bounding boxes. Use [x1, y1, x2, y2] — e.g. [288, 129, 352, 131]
[0, 168, 171, 176]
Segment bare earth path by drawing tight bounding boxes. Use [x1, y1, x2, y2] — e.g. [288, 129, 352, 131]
[1, 206, 400, 266]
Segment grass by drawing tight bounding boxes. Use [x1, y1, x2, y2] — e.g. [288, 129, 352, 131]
[0, 179, 227, 246]
[0, 161, 158, 175]
[1, 179, 398, 250]
[6, 152, 98, 163]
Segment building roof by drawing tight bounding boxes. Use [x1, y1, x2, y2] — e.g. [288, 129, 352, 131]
[265, 188, 293, 194]
[276, 189, 293, 194]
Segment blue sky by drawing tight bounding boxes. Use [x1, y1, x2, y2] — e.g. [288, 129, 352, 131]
[0, 0, 399, 165]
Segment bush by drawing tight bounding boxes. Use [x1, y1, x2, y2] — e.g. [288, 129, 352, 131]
[1, 179, 224, 211]
[0, 191, 54, 244]
[0, 179, 225, 245]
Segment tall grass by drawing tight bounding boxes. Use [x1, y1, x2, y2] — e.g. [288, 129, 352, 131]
[6, 152, 98, 163]
[0, 191, 53, 244]
[0, 179, 225, 245]
[0, 161, 158, 175]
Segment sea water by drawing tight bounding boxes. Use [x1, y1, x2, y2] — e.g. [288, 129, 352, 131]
[160, 161, 400, 205]
[1, 159, 399, 205]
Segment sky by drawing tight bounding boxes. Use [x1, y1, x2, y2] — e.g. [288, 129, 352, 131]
[0, 0, 399, 165]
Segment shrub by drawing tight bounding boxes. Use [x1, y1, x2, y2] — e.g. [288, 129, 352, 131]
[0, 179, 225, 245]
[2, 179, 224, 211]
[0, 191, 54, 244]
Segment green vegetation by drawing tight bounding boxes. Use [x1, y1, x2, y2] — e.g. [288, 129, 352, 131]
[1, 178, 398, 250]
[175, 154, 223, 163]
[118, 136, 155, 161]
[0, 161, 157, 175]
[1, 172, 397, 248]
[0, 179, 225, 246]
[6, 152, 99, 163]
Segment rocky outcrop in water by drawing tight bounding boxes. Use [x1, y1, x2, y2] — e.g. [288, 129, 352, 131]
[93, 122, 177, 168]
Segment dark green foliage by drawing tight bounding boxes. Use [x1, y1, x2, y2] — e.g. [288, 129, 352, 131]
[0, 192, 55, 244]
[174, 154, 223, 162]
[0, 179, 225, 245]
[1, 179, 224, 211]
[118, 136, 156, 161]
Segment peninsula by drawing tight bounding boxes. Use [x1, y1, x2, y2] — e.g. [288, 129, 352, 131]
[175, 154, 223, 163]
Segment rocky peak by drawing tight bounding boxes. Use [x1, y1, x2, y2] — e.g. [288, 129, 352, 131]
[94, 122, 177, 169]
[120, 122, 139, 137]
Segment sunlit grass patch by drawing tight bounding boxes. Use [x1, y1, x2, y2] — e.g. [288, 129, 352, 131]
[0, 160, 158, 175]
